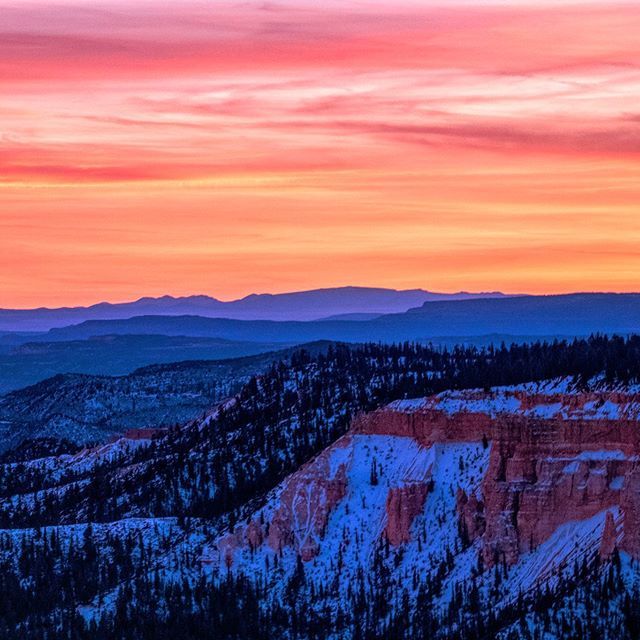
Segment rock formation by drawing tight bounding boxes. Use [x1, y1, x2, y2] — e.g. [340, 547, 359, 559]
[211, 386, 640, 570]
[599, 510, 618, 560]
[456, 488, 485, 543]
[385, 483, 429, 545]
[357, 388, 640, 566]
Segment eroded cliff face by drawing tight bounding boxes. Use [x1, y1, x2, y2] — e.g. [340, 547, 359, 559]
[266, 453, 349, 561]
[600, 510, 618, 560]
[351, 407, 491, 444]
[479, 420, 634, 566]
[209, 385, 640, 578]
[354, 387, 640, 566]
[456, 488, 485, 542]
[217, 436, 351, 565]
[206, 432, 489, 580]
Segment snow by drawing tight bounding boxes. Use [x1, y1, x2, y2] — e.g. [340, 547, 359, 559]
[577, 449, 627, 461]
[8, 369, 639, 634]
[559, 450, 628, 474]
[509, 378, 576, 394]
[68, 517, 210, 622]
[388, 398, 428, 412]
[436, 393, 522, 417]
[562, 461, 580, 474]
[610, 476, 625, 490]
[199, 409, 638, 634]
[526, 402, 563, 418]
[383, 377, 640, 423]
[203, 433, 491, 615]
[203, 414, 632, 626]
[583, 400, 620, 419]
[499, 508, 622, 596]
[328, 439, 353, 477]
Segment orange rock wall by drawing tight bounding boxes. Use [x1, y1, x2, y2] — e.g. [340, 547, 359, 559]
[355, 404, 640, 565]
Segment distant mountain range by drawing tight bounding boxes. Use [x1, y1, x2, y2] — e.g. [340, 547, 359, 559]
[0, 286, 509, 331]
[1, 292, 638, 394]
[36, 292, 640, 345]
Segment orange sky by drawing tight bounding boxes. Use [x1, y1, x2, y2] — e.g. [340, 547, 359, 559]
[1, 0, 640, 308]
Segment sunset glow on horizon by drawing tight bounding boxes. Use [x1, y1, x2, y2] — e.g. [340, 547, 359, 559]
[2, 0, 640, 308]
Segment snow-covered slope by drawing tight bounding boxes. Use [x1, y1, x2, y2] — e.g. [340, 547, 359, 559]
[192, 379, 640, 638]
[203, 435, 489, 587]
[4, 340, 640, 639]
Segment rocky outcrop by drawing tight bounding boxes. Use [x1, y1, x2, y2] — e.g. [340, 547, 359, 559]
[122, 427, 167, 440]
[355, 405, 640, 452]
[385, 483, 430, 545]
[266, 442, 349, 560]
[456, 488, 485, 543]
[267, 460, 348, 561]
[599, 511, 618, 560]
[213, 387, 640, 571]
[352, 408, 491, 445]
[246, 518, 265, 551]
[620, 466, 640, 557]
[479, 420, 634, 566]
[217, 437, 351, 566]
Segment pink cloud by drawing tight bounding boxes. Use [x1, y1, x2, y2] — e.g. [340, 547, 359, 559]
[1, 2, 638, 82]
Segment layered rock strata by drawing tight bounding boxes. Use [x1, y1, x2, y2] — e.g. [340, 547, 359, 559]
[355, 389, 640, 565]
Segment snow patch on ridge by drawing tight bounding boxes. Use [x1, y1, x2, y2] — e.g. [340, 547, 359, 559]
[384, 378, 640, 422]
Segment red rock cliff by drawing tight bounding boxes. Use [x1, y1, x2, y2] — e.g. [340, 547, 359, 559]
[356, 390, 640, 566]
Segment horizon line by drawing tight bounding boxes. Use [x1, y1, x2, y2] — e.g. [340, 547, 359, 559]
[3, 287, 640, 312]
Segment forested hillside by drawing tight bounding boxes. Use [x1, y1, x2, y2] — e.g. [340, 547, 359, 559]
[0, 343, 329, 451]
[2, 335, 640, 638]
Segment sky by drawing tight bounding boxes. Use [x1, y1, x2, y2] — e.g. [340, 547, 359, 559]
[1, 0, 639, 308]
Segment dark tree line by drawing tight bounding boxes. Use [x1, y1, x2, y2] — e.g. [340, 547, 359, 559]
[2, 526, 638, 640]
